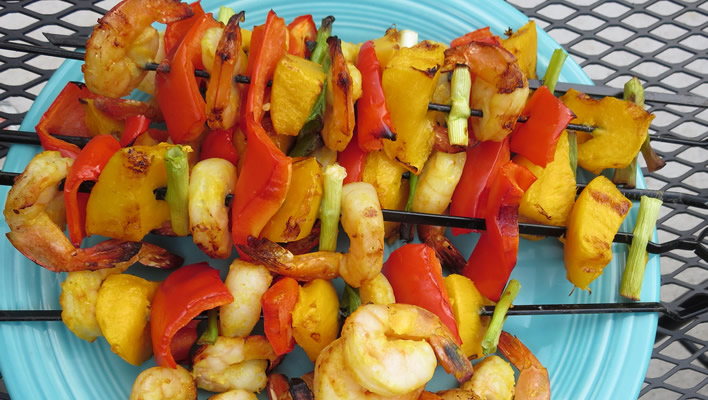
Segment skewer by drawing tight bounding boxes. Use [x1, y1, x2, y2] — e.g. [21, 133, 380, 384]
[0, 301, 696, 321]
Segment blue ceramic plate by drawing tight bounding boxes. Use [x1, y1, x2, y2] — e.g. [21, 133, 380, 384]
[0, 1, 659, 399]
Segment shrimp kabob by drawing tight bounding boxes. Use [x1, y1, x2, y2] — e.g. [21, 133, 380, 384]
[0, 0, 672, 399]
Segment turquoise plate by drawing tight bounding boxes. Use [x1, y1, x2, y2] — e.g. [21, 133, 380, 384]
[0, 1, 658, 399]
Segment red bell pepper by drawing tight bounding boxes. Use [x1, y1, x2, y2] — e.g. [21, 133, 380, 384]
[449, 138, 510, 236]
[461, 162, 536, 301]
[170, 320, 199, 365]
[91, 97, 163, 122]
[151, 262, 233, 368]
[261, 277, 300, 355]
[156, 13, 220, 144]
[119, 115, 151, 147]
[287, 15, 317, 59]
[35, 81, 99, 159]
[509, 85, 575, 168]
[163, 2, 205, 56]
[382, 243, 462, 344]
[200, 128, 238, 165]
[355, 40, 396, 152]
[450, 27, 501, 48]
[338, 127, 367, 184]
[63, 135, 121, 246]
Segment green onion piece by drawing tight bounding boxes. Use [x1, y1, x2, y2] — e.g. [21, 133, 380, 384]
[164, 146, 190, 236]
[446, 65, 472, 147]
[217, 6, 237, 25]
[291, 53, 330, 155]
[197, 308, 218, 346]
[640, 136, 666, 172]
[310, 16, 334, 65]
[568, 131, 578, 179]
[319, 163, 347, 252]
[620, 196, 662, 300]
[543, 49, 568, 94]
[482, 279, 521, 355]
[405, 174, 419, 212]
[613, 158, 637, 188]
[339, 283, 361, 320]
[398, 29, 419, 48]
[623, 77, 645, 107]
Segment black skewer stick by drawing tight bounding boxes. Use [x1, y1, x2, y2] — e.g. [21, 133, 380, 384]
[0, 301, 697, 321]
[40, 34, 708, 108]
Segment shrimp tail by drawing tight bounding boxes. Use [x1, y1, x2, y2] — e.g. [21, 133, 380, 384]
[417, 225, 466, 273]
[429, 335, 474, 383]
[498, 331, 536, 370]
[149, 0, 194, 24]
[136, 241, 183, 269]
[498, 331, 551, 400]
[283, 220, 320, 255]
[238, 236, 295, 270]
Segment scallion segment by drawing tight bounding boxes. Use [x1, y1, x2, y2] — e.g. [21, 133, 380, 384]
[164, 145, 190, 236]
[482, 279, 521, 355]
[339, 283, 361, 319]
[405, 174, 419, 212]
[543, 48, 568, 93]
[217, 6, 236, 25]
[623, 77, 666, 173]
[620, 196, 662, 300]
[447, 65, 472, 147]
[319, 163, 347, 252]
[310, 16, 335, 65]
[197, 308, 218, 346]
[568, 131, 578, 179]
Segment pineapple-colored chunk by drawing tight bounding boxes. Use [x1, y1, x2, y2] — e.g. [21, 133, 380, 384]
[362, 150, 409, 238]
[270, 54, 326, 136]
[501, 20, 538, 79]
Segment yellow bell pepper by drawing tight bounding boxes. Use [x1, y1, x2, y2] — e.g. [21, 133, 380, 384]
[564, 176, 632, 290]
[501, 20, 538, 80]
[85, 144, 172, 241]
[261, 157, 323, 242]
[82, 98, 125, 138]
[361, 150, 409, 238]
[382, 41, 445, 175]
[95, 274, 160, 365]
[560, 88, 654, 174]
[444, 274, 491, 360]
[371, 28, 401, 68]
[291, 279, 339, 362]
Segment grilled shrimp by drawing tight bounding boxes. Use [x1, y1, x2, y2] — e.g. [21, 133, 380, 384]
[239, 182, 384, 288]
[461, 355, 516, 400]
[192, 336, 278, 393]
[220, 260, 273, 338]
[83, 0, 193, 98]
[209, 389, 258, 400]
[497, 331, 550, 400]
[3, 151, 180, 272]
[189, 158, 237, 258]
[129, 365, 197, 400]
[443, 41, 529, 142]
[359, 273, 396, 305]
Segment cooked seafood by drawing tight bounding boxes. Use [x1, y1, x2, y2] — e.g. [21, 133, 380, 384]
[497, 331, 550, 400]
[129, 365, 197, 400]
[220, 260, 273, 338]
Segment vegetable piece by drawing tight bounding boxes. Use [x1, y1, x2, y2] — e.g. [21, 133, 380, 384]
[197, 309, 218, 346]
[461, 162, 536, 301]
[271, 55, 327, 136]
[261, 277, 300, 356]
[95, 274, 160, 366]
[542, 48, 567, 93]
[338, 128, 368, 184]
[35, 81, 99, 159]
[310, 16, 334, 65]
[340, 283, 362, 319]
[405, 174, 419, 212]
[170, 321, 199, 364]
[361, 150, 410, 238]
[382, 41, 446, 174]
[355, 40, 396, 152]
[446, 65, 472, 147]
[450, 26, 501, 48]
[481, 279, 520, 355]
[151, 262, 233, 368]
[163, 2, 205, 55]
[559, 88, 654, 174]
[164, 146, 190, 236]
[382, 243, 462, 344]
[564, 176, 632, 290]
[318, 163, 347, 252]
[200, 128, 239, 166]
[449, 138, 510, 236]
[85, 144, 172, 242]
[288, 15, 317, 59]
[64, 135, 121, 246]
[82, 98, 125, 138]
[509, 86, 575, 168]
[119, 115, 151, 147]
[620, 196, 662, 300]
[217, 5, 236, 24]
[444, 274, 491, 359]
[501, 20, 537, 79]
[322, 36, 356, 151]
[261, 157, 324, 242]
[291, 278, 339, 361]
[359, 273, 396, 305]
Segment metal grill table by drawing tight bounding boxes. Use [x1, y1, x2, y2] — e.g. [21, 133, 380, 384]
[0, 1, 706, 399]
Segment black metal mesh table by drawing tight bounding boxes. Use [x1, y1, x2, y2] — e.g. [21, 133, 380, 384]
[0, 0, 706, 399]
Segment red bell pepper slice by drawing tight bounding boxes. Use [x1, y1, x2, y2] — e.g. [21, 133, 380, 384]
[450, 27, 501, 48]
[461, 162, 536, 301]
[355, 40, 396, 152]
[163, 2, 205, 56]
[200, 128, 238, 165]
[151, 262, 233, 368]
[449, 138, 510, 236]
[287, 15, 317, 59]
[156, 13, 220, 144]
[63, 135, 121, 246]
[382, 243, 462, 344]
[509, 85, 576, 168]
[338, 127, 367, 184]
[119, 115, 151, 147]
[35, 81, 99, 159]
[261, 277, 300, 355]
[170, 320, 199, 365]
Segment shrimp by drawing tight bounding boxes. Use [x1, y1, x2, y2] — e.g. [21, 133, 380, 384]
[334, 304, 473, 397]
[189, 158, 237, 258]
[129, 365, 197, 400]
[220, 260, 273, 338]
[82, 0, 193, 98]
[239, 182, 384, 288]
[497, 331, 550, 400]
[3, 151, 181, 272]
[443, 41, 529, 142]
[359, 273, 396, 305]
[461, 355, 515, 400]
[209, 389, 258, 400]
[192, 335, 278, 393]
